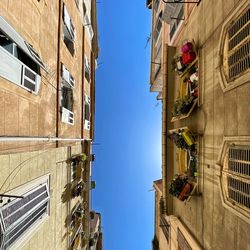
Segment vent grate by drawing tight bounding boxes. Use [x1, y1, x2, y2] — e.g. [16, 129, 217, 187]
[3, 202, 48, 249]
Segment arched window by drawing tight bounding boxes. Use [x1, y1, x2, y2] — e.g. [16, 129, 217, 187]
[217, 3, 250, 92]
[217, 138, 250, 223]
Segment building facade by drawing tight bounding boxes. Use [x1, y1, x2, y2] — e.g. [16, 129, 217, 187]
[0, 0, 99, 249]
[148, 0, 250, 249]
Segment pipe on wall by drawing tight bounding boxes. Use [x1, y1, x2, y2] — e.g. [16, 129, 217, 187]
[0, 136, 91, 142]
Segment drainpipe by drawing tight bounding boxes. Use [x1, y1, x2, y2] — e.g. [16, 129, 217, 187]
[0, 136, 91, 142]
[56, 0, 62, 147]
[162, 43, 168, 214]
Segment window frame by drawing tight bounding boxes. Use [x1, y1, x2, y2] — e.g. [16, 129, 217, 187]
[0, 16, 46, 94]
[84, 94, 91, 130]
[217, 2, 250, 92]
[0, 175, 50, 250]
[84, 55, 91, 83]
[216, 136, 250, 224]
[61, 64, 75, 125]
[63, 4, 76, 55]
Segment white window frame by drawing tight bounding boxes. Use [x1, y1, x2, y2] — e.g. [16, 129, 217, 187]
[0, 15, 46, 94]
[61, 106, 74, 125]
[61, 63, 75, 88]
[63, 4, 76, 42]
[84, 94, 91, 130]
[84, 55, 91, 83]
[84, 13, 94, 41]
[0, 175, 50, 250]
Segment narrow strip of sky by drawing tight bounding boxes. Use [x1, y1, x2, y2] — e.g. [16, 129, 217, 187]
[93, 1, 162, 249]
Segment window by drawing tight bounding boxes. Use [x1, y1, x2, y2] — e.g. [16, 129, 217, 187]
[226, 8, 249, 80]
[177, 228, 192, 250]
[84, 55, 91, 83]
[217, 137, 250, 223]
[63, 4, 76, 55]
[169, 4, 184, 40]
[84, 13, 94, 41]
[159, 216, 169, 242]
[61, 63, 74, 125]
[224, 145, 250, 210]
[84, 94, 91, 130]
[217, 3, 249, 92]
[61, 63, 75, 88]
[0, 15, 46, 94]
[0, 179, 50, 249]
[154, 0, 160, 13]
[154, 12, 162, 43]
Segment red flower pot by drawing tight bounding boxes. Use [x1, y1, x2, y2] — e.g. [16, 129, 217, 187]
[178, 182, 193, 201]
[182, 51, 196, 65]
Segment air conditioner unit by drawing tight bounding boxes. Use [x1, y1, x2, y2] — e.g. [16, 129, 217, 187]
[22, 65, 41, 94]
[61, 107, 74, 125]
[84, 120, 90, 130]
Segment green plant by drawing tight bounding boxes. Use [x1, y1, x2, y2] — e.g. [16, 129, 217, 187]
[169, 174, 188, 197]
[172, 95, 194, 117]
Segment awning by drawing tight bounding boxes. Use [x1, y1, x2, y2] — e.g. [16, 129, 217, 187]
[0, 15, 47, 71]
[162, 2, 183, 24]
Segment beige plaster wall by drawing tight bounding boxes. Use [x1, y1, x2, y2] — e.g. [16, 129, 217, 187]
[0, 144, 84, 250]
[168, 0, 250, 249]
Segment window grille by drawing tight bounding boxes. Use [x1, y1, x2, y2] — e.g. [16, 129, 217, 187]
[177, 228, 192, 250]
[228, 146, 250, 176]
[159, 216, 169, 242]
[0, 184, 49, 249]
[226, 8, 250, 80]
[224, 145, 250, 210]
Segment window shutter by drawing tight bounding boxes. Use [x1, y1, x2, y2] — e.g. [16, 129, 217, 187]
[0, 184, 49, 249]
[0, 15, 47, 71]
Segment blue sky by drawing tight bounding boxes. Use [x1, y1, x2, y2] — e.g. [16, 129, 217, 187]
[92, 1, 162, 249]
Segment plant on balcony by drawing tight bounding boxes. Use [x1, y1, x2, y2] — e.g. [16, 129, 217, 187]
[169, 174, 188, 197]
[171, 95, 195, 117]
[72, 182, 84, 198]
[168, 130, 195, 152]
[169, 174, 193, 201]
[172, 54, 186, 74]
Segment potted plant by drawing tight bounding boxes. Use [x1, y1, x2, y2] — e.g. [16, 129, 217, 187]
[172, 95, 194, 117]
[172, 55, 186, 74]
[169, 174, 193, 201]
[169, 174, 188, 197]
